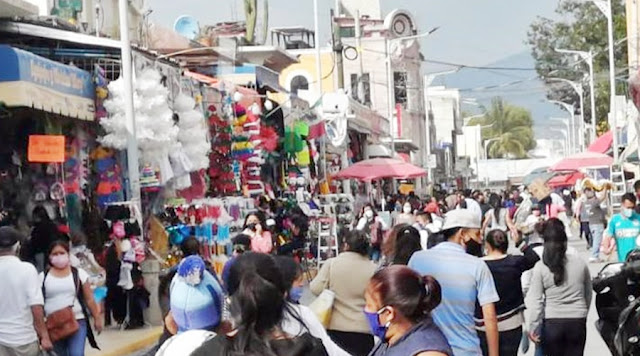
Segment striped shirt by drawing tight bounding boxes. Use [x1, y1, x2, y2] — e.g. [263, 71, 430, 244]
[408, 242, 499, 356]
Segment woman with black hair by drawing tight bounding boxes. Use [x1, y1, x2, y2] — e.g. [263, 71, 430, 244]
[474, 230, 539, 356]
[277, 215, 309, 256]
[481, 194, 518, 241]
[192, 253, 328, 356]
[364, 265, 452, 356]
[310, 230, 377, 356]
[528, 219, 592, 356]
[31, 206, 65, 272]
[382, 224, 422, 266]
[275, 256, 352, 356]
[242, 211, 273, 254]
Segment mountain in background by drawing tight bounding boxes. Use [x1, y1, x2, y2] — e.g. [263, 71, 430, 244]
[431, 50, 567, 140]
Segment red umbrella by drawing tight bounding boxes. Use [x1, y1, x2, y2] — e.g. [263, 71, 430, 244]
[587, 131, 613, 154]
[550, 151, 613, 172]
[547, 172, 585, 188]
[333, 158, 427, 181]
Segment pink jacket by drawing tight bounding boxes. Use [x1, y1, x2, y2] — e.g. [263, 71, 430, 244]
[251, 231, 273, 253]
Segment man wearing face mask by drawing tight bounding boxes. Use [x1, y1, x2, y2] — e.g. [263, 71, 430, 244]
[603, 193, 640, 262]
[408, 209, 499, 356]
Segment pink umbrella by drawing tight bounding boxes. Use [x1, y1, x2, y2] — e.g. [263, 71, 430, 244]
[333, 158, 427, 181]
[550, 151, 613, 172]
[587, 131, 613, 154]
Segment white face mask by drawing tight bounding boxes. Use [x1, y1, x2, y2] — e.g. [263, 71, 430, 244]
[403, 205, 412, 214]
[364, 210, 374, 219]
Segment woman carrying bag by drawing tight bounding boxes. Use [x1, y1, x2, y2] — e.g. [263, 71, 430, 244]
[40, 241, 102, 356]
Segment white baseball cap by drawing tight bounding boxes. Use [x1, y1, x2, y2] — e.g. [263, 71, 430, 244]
[441, 209, 481, 231]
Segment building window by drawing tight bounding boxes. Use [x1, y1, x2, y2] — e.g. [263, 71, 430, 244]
[394, 71, 408, 106]
[339, 27, 356, 38]
[290, 75, 309, 94]
[349, 73, 371, 106]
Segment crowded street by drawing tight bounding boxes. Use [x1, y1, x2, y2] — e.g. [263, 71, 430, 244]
[2, 0, 640, 356]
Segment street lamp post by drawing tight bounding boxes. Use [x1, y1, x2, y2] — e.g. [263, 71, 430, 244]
[547, 78, 585, 150]
[484, 138, 500, 160]
[550, 100, 577, 154]
[550, 117, 572, 155]
[549, 128, 570, 156]
[555, 48, 597, 144]
[591, 0, 618, 162]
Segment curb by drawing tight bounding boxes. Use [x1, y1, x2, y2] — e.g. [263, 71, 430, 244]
[96, 327, 163, 356]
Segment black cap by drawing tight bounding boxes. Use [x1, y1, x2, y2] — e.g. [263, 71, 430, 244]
[0, 226, 22, 248]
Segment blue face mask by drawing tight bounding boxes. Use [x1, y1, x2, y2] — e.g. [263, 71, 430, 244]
[364, 307, 390, 340]
[624, 208, 634, 218]
[289, 286, 304, 303]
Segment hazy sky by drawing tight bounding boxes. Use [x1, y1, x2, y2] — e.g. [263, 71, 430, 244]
[150, 0, 561, 67]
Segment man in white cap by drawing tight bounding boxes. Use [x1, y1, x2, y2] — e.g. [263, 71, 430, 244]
[408, 209, 499, 356]
[0, 226, 52, 356]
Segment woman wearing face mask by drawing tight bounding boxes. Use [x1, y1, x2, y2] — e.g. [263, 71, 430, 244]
[574, 187, 607, 262]
[275, 256, 352, 356]
[40, 241, 102, 356]
[356, 204, 389, 262]
[394, 203, 415, 226]
[364, 265, 452, 356]
[242, 211, 273, 254]
[310, 230, 377, 356]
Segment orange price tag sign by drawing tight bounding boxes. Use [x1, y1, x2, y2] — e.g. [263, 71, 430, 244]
[28, 135, 66, 163]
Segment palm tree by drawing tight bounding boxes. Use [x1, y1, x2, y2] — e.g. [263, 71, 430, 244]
[468, 97, 536, 159]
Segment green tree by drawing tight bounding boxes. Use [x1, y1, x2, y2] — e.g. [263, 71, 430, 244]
[468, 98, 536, 159]
[527, 0, 627, 132]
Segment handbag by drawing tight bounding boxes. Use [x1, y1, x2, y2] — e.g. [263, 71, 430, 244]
[308, 259, 336, 328]
[42, 271, 80, 343]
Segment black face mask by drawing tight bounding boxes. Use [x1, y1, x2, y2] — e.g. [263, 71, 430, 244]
[465, 239, 483, 257]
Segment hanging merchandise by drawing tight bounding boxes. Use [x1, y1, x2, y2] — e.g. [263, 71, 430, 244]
[207, 103, 236, 196]
[94, 65, 109, 122]
[101, 68, 180, 185]
[174, 93, 210, 171]
[91, 147, 124, 208]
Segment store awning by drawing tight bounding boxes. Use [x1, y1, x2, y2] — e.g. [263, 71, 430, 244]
[0, 45, 95, 120]
[547, 171, 585, 188]
[588, 131, 613, 154]
[212, 64, 287, 92]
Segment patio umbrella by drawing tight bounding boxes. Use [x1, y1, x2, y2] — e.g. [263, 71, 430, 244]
[547, 172, 585, 188]
[333, 158, 427, 181]
[550, 152, 613, 172]
[587, 131, 613, 154]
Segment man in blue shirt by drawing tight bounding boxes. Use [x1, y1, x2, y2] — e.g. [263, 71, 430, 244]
[604, 193, 640, 262]
[409, 209, 499, 356]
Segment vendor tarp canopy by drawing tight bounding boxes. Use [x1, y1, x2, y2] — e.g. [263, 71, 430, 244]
[588, 131, 613, 154]
[550, 151, 613, 172]
[547, 171, 585, 188]
[0, 45, 95, 120]
[333, 158, 426, 181]
[522, 166, 555, 186]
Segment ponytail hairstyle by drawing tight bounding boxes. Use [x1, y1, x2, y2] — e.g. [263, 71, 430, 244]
[485, 229, 509, 254]
[489, 193, 503, 223]
[542, 218, 568, 286]
[368, 265, 441, 323]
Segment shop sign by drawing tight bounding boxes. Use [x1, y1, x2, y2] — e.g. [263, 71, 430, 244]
[28, 135, 66, 163]
[0, 45, 94, 99]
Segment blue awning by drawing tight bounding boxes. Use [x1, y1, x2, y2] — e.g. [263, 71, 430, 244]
[0, 45, 95, 120]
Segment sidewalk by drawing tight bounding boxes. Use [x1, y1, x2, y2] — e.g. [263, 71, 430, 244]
[86, 326, 163, 356]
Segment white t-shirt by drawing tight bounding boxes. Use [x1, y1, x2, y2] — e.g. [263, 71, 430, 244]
[0, 256, 44, 347]
[39, 268, 89, 319]
[282, 303, 351, 356]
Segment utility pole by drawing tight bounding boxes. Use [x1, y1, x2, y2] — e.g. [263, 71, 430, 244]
[330, 8, 350, 195]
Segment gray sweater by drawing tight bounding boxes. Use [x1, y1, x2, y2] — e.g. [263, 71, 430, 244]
[528, 254, 592, 332]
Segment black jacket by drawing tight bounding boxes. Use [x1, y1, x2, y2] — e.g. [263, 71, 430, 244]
[192, 332, 328, 356]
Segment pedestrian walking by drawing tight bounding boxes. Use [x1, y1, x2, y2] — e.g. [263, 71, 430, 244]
[474, 230, 539, 356]
[603, 193, 640, 262]
[40, 240, 102, 356]
[242, 211, 273, 254]
[528, 219, 592, 356]
[275, 256, 351, 356]
[356, 204, 389, 262]
[0, 226, 52, 356]
[365, 266, 452, 356]
[310, 230, 377, 356]
[30, 206, 65, 272]
[408, 209, 500, 356]
[192, 253, 328, 356]
[381, 225, 421, 266]
[574, 186, 607, 262]
[481, 194, 518, 242]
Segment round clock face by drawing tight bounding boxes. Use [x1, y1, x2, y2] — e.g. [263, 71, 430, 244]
[391, 14, 413, 37]
[393, 19, 407, 34]
[343, 46, 358, 61]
